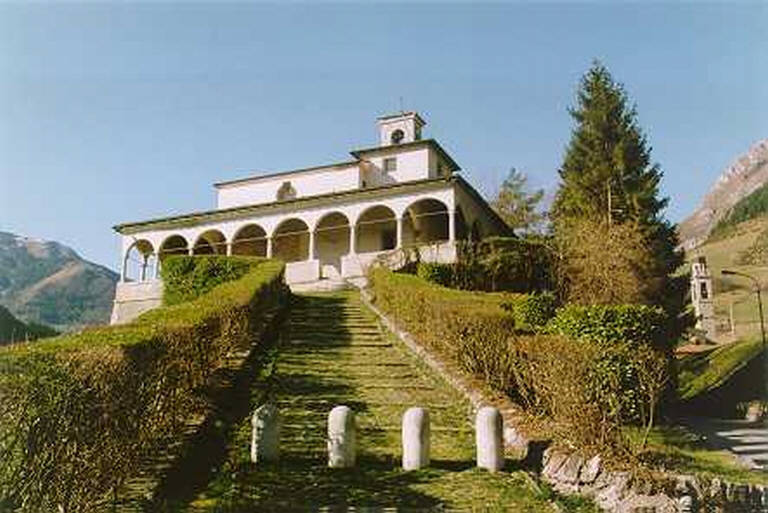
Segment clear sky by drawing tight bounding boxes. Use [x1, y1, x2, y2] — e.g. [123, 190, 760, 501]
[1, 2, 766, 270]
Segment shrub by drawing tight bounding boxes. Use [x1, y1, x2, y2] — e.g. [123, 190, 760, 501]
[546, 303, 669, 351]
[368, 268, 670, 452]
[416, 262, 454, 287]
[0, 257, 286, 512]
[501, 292, 558, 331]
[461, 236, 555, 293]
[161, 255, 261, 305]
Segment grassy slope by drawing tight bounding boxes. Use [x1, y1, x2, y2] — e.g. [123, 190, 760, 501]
[689, 216, 768, 342]
[677, 338, 763, 401]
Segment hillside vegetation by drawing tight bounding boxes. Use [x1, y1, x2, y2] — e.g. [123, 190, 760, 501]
[710, 182, 768, 239]
[0, 305, 57, 344]
[0, 231, 118, 331]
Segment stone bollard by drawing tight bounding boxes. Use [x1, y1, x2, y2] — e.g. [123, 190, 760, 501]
[328, 405, 356, 468]
[402, 407, 430, 470]
[475, 406, 504, 472]
[251, 402, 281, 463]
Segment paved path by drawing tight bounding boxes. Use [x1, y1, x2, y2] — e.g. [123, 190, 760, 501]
[685, 417, 768, 471]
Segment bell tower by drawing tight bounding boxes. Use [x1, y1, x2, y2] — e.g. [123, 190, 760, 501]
[691, 256, 716, 339]
[377, 111, 426, 147]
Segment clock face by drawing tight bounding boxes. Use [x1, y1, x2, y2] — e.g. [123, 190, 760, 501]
[390, 129, 405, 144]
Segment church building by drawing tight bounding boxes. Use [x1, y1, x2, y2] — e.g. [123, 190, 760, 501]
[111, 112, 510, 323]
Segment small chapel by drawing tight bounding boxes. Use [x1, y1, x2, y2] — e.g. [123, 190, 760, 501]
[111, 112, 509, 323]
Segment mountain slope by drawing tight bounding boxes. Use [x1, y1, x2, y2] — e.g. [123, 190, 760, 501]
[0, 232, 118, 331]
[0, 304, 57, 345]
[678, 139, 768, 249]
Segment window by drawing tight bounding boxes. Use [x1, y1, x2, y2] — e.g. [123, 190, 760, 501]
[700, 282, 709, 300]
[390, 129, 405, 144]
[383, 157, 397, 173]
[276, 181, 296, 201]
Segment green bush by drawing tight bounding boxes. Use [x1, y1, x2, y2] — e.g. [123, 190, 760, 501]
[161, 255, 261, 305]
[546, 304, 669, 351]
[0, 257, 286, 512]
[368, 268, 669, 451]
[416, 262, 454, 287]
[501, 292, 558, 331]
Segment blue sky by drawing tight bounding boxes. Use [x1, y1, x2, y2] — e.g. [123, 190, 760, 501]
[1, 2, 766, 270]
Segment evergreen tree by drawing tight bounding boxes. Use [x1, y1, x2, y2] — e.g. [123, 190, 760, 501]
[491, 167, 546, 233]
[552, 62, 684, 321]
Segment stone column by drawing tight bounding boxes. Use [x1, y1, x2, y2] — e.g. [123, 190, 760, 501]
[309, 230, 316, 260]
[188, 247, 194, 256]
[266, 237, 273, 259]
[396, 216, 404, 248]
[328, 405, 356, 468]
[251, 403, 281, 463]
[154, 255, 161, 279]
[402, 407, 430, 470]
[140, 258, 148, 282]
[448, 209, 456, 242]
[225, 242, 232, 256]
[349, 225, 357, 255]
[476, 406, 504, 472]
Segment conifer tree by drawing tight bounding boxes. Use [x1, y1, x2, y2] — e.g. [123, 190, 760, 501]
[552, 62, 684, 318]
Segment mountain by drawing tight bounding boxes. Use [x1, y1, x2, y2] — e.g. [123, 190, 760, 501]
[0, 304, 58, 345]
[678, 138, 768, 249]
[0, 232, 119, 331]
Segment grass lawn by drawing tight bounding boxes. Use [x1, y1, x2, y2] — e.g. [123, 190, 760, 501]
[677, 337, 763, 401]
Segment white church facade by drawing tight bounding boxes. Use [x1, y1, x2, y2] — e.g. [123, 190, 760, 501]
[111, 112, 510, 323]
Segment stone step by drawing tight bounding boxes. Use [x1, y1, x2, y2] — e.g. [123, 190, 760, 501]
[283, 341, 392, 349]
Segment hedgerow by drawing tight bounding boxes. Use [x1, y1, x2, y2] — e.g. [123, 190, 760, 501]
[0, 257, 287, 513]
[161, 255, 261, 305]
[368, 268, 669, 452]
[501, 292, 558, 331]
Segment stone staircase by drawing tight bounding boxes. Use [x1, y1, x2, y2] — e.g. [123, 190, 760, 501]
[274, 291, 475, 462]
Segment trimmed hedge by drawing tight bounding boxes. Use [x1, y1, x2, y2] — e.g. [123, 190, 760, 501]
[161, 255, 261, 306]
[368, 268, 670, 451]
[0, 257, 286, 512]
[546, 304, 669, 351]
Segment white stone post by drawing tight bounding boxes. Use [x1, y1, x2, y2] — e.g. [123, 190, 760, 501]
[140, 258, 148, 282]
[188, 247, 194, 256]
[225, 242, 232, 256]
[154, 254, 161, 279]
[476, 406, 504, 472]
[266, 237, 273, 259]
[396, 216, 404, 248]
[250, 403, 281, 463]
[328, 405, 356, 468]
[402, 407, 430, 470]
[349, 225, 357, 255]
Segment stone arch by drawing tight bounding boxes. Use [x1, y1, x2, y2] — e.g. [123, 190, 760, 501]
[123, 239, 155, 282]
[231, 224, 267, 257]
[356, 205, 397, 253]
[314, 212, 350, 277]
[402, 198, 449, 246]
[193, 229, 227, 255]
[158, 234, 189, 262]
[273, 218, 309, 263]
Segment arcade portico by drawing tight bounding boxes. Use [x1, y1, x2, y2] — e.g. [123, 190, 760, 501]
[111, 112, 509, 323]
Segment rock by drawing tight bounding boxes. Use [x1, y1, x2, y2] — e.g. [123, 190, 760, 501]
[678, 495, 694, 513]
[402, 407, 430, 470]
[328, 405, 356, 468]
[556, 453, 584, 485]
[475, 406, 504, 472]
[250, 403, 280, 463]
[579, 455, 602, 484]
[594, 471, 631, 511]
[542, 449, 569, 480]
[618, 493, 679, 513]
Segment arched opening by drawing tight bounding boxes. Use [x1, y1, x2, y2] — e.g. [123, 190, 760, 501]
[356, 205, 397, 253]
[232, 224, 267, 257]
[402, 198, 449, 246]
[158, 235, 189, 263]
[315, 212, 350, 278]
[455, 206, 468, 240]
[123, 239, 155, 282]
[273, 218, 309, 263]
[193, 230, 227, 255]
